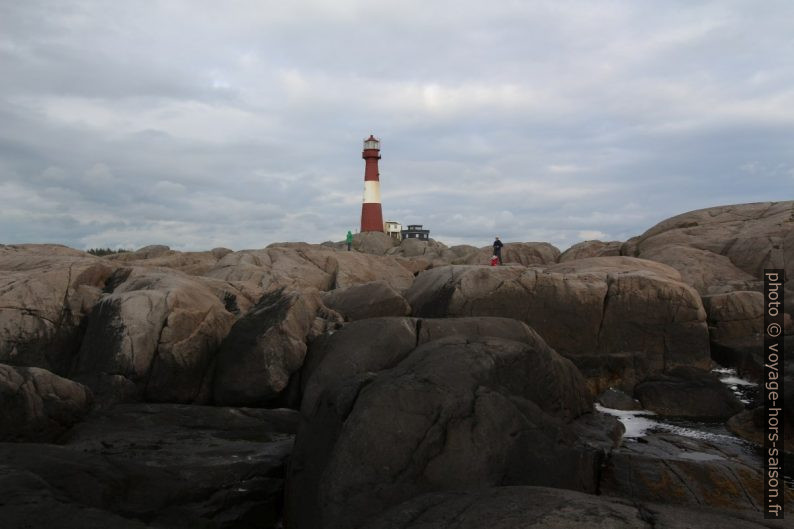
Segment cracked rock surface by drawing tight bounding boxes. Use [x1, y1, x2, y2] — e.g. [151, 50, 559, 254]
[0, 244, 115, 373]
[74, 268, 238, 403]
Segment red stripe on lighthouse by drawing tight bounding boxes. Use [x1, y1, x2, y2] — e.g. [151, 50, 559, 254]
[361, 202, 383, 232]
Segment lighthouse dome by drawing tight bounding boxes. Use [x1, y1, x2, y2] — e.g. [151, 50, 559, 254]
[363, 135, 380, 150]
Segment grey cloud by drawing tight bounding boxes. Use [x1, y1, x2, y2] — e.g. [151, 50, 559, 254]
[1, 1, 792, 251]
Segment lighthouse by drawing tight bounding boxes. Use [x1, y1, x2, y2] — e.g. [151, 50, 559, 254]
[360, 134, 384, 232]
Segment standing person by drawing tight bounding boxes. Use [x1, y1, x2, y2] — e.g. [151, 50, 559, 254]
[493, 236, 503, 265]
[346, 230, 353, 251]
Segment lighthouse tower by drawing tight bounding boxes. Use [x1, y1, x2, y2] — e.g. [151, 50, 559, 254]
[360, 134, 384, 232]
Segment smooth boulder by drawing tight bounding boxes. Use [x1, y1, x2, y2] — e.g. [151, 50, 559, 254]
[405, 259, 710, 394]
[321, 281, 411, 321]
[106, 246, 230, 276]
[300, 317, 545, 414]
[457, 242, 560, 266]
[74, 268, 236, 403]
[205, 246, 414, 293]
[206, 247, 337, 291]
[558, 240, 622, 262]
[286, 334, 601, 529]
[353, 232, 399, 255]
[500, 242, 561, 265]
[633, 367, 744, 419]
[639, 245, 758, 295]
[623, 201, 793, 314]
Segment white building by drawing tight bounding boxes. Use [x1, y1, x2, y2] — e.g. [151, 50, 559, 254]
[384, 220, 402, 241]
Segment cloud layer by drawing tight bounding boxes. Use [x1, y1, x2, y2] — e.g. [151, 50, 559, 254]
[1, 0, 792, 250]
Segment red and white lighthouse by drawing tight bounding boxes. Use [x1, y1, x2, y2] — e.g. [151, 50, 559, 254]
[360, 134, 384, 232]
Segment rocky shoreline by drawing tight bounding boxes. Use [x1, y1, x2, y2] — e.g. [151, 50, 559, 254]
[0, 201, 792, 528]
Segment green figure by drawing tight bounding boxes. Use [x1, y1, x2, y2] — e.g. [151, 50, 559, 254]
[346, 230, 353, 251]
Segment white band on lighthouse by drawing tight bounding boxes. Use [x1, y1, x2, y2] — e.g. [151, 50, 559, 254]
[363, 180, 381, 203]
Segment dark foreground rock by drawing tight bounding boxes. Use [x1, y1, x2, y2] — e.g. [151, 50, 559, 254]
[362, 486, 787, 529]
[286, 334, 614, 529]
[0, 470, 150, 529]
[0, 363, 93, 441]
[0, 404, 298, 529]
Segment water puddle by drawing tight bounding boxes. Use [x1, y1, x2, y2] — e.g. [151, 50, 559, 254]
[595, 404, 741, 444]
[712, 366, 759, 405]
[594, 404, 658, 439]
[596, 365, 793, 489]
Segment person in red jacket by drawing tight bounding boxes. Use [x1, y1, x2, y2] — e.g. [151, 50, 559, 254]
[492, 236, 503, 265]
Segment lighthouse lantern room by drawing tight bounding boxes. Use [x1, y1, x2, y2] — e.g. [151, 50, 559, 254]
[360, 134, 385, 232]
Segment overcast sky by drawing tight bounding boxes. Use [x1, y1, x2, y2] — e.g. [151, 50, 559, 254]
[1, 1, 792, 251]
